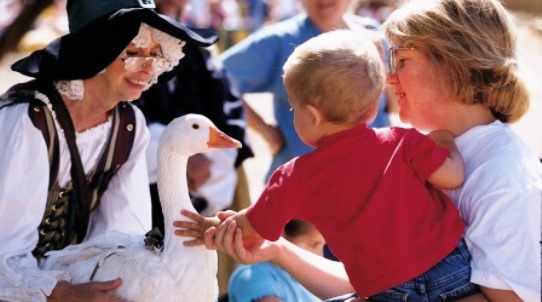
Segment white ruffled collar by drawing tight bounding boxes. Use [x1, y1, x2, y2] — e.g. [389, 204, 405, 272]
[33, 90, 113, 145]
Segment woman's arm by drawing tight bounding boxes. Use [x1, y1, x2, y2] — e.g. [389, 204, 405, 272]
[204, 219, 355, 300]
[243, 99, 284, 155]
[479, 287, 521, 302]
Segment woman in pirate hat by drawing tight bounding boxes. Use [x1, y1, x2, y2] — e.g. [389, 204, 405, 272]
[0, 0, 217, 300]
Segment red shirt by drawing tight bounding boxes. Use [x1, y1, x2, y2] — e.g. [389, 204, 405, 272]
[247, 125, 465, 297]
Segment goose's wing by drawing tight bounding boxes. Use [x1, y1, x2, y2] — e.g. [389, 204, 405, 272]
[93, 248, 175, 302]
[40, 231, 145, 283]
[41, 232, 176, 302]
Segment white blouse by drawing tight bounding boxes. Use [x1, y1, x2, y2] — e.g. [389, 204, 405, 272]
[0, 92, 152, 301]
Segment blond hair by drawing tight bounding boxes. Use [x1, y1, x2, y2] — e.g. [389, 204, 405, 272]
[283, 29, 385, 125]
[384, 0, 529, 123]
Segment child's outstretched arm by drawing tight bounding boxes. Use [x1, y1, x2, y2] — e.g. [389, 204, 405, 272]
[426, 130, 465, 189]
[174, 209, 263, 249]
[202, 220, 355, 299]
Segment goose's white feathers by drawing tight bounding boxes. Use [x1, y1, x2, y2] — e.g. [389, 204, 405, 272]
[41, 114, 241, 302]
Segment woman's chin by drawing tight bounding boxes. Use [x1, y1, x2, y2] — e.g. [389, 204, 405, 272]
[399, 112, 410, 124]
[123, 90, 143, 101]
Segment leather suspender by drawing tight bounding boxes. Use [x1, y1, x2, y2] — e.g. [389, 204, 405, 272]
[88, 102, 136, 209]
[34, 80, 93, 244]
[28, 100, 60, 192]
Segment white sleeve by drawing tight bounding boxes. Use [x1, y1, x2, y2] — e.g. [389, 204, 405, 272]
[465, 187, 541, 302]
[457, 148, 541, 301]
[0, 103, 69, 302]
[86, 106, 152, 238]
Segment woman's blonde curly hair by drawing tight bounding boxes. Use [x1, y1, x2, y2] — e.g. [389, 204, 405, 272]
[384, 0, 529, 123]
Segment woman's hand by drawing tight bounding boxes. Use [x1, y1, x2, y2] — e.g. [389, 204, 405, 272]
[186, 153, 211, 191]
[243, 99, 285, 155]
[260, 124, 285, 155]
[48, 279, 129, 302]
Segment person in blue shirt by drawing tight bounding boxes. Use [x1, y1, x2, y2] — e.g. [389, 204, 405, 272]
[221, 0, 392, 180]
[228, 220, 325, 302]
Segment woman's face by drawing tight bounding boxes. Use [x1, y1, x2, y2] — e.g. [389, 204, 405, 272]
[386, 47, 450, 131]
[100, 39, 165, 102]
[303, 0, 351, 28]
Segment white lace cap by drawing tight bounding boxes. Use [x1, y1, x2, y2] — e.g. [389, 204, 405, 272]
[123, 22, 186, 73]
[54, 23, 186, 100]
[120, 22, 186, 88]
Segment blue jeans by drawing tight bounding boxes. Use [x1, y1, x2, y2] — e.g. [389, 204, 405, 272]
[326, 240, 479, 302]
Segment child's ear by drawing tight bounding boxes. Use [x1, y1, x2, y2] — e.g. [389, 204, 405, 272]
[307, 104, 324, 126]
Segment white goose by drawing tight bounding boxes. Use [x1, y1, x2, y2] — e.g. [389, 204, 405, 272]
[41, 114, 241, 302]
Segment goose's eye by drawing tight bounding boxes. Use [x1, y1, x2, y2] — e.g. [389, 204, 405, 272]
[192, 123, 200, 129]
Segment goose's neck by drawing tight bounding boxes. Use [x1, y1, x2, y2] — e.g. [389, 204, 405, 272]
[157, 147, 195, 262]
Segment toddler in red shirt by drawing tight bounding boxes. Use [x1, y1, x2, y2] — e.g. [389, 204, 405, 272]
[175, 29, 478, 300]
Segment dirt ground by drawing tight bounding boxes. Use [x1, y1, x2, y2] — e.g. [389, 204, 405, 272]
[0, 11, 541, 202]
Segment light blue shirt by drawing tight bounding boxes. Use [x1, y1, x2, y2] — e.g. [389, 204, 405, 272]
[228, 262, 322, 302]
[221, 13, 389, 179]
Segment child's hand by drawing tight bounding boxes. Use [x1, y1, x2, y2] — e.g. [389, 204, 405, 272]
[174, 209, 220, 246]
[427, 129, 455, 148]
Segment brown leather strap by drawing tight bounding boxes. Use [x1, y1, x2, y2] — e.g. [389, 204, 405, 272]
[89, 102, 136, 208]
[27, 101, 59, 192]
[32, 79, 92, 244]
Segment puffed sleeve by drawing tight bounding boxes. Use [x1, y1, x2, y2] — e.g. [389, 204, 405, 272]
[0, 103, 70, 302]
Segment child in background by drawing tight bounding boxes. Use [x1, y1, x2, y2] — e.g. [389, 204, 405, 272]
[228, 220, 324, 302]
[176, 30, 478, 301]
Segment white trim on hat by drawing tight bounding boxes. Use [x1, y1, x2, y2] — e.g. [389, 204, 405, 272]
[137, 0, 156, 9]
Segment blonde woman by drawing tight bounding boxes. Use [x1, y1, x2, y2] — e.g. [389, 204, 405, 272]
[198, 1, 541, 301]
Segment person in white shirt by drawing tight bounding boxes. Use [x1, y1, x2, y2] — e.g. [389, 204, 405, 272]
[0, 0, 216, 300]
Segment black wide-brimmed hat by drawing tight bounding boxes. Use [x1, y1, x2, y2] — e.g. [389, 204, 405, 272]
[11, 0, 218, 81]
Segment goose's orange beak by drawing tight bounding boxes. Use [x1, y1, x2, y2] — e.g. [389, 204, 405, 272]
[208, 127, 242, 149]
